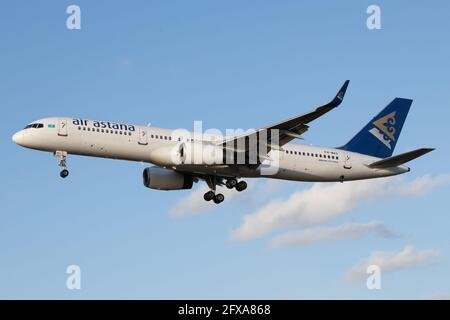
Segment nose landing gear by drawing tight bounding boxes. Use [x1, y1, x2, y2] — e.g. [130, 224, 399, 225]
[55, 151, 69, 178]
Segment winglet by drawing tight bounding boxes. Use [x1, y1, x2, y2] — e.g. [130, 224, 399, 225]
[330, 80, 350, 107]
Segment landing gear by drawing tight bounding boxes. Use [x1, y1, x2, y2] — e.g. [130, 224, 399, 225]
[235, 180, 247, 192]
[203, 191, 215, 201]
[60, 169, 69, 178]
[226, 178, 247, 191]
[213, 193, 224, 204]
[203, 190, 225, 204]
[203, 176, 226, 204]
[55, 151, 69, 179]
[226, 178, 237, 189]
[203, 176, 248, 203]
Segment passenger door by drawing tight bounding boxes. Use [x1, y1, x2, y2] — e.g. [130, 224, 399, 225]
[343, 152, 352, 169]
[138, 127, 148, 145]
[58, 118, 68, 136]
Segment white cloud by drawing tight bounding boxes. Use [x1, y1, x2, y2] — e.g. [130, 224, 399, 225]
[269, 221, 398, 249]
[344, 245, 439, 283]
[230, 174, 450, 241]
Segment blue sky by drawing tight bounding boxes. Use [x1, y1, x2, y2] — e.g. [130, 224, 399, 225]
[1, 1, 450, 299]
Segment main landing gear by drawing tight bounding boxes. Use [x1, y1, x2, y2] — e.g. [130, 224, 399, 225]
[55, 151, 69, 178]
[203, 190, 224, 204]
[203, 176, 225, 204]
[203, 177, 248, 204]
[226, 178, 247, 192]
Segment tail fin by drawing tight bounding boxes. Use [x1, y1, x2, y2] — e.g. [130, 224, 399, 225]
[339, 98, 412, 158]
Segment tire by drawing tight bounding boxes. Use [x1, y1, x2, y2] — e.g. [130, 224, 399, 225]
[236, 181, 247, 192]
[213, 193, 224, 204]
[60, 169, 69, 178]
[226, 178, 237, 189]
[203, 191, 215, 201]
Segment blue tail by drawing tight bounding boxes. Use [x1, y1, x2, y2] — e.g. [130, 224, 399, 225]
[339, 98, 412, 158]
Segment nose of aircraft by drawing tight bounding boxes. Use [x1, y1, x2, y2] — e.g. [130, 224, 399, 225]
[12, 131, 23, 145]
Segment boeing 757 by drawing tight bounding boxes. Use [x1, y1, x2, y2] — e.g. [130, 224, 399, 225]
[12, 81, 433, 204]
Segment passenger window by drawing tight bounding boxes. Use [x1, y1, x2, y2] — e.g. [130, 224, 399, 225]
[151, 134, 154, 138]
[78, 127, 81, 130]
[88, 128, 91, 131]
[83, 127, 86, 131]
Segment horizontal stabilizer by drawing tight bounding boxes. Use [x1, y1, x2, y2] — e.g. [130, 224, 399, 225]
[368, 148, 435, 169]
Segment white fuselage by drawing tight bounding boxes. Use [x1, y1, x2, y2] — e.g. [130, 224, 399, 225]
[12, 117, 408, 182]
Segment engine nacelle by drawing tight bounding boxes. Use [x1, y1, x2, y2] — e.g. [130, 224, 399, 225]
[143, 167, 193, 190]
[149, 142, 224, 167]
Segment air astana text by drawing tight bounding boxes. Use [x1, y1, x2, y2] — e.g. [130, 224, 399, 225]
[72, 119, 136, 132]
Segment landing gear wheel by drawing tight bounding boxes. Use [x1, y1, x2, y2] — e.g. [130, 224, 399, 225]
[213, 193, 225, 204]
[55, 151, 69, 179]
[235, 181, 247, 192]
[60, 169, 69, 178]
[226, 178, 238, 189]
[203, 191, 215, 201]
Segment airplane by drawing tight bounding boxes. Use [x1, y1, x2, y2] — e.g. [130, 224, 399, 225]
[12, 81, 434, 204]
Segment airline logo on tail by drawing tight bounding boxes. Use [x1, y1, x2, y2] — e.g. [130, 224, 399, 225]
[369, 111, 397, 149]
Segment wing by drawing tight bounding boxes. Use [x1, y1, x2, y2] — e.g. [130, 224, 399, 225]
[219, 80, 350, 156]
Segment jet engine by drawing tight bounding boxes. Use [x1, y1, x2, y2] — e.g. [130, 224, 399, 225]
[142, 167, 193, 190]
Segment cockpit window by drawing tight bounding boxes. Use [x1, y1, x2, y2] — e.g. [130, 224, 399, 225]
[24, 123, 44, 129]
